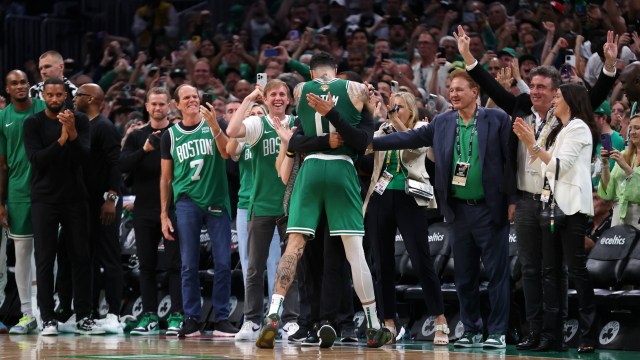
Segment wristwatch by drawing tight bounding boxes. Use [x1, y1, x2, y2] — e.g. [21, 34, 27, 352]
[103, 192, 120, 203]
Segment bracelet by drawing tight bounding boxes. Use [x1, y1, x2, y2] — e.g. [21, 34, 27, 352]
[286, 151, 295, 158]
[626, 173, 634, 181]
[214, 129, 223, 138]
[531, 144, 541, 153]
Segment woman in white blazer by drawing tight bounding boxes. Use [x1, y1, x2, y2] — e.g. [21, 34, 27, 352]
[514, 83, 597, 353]
[363, 92, 448, 345]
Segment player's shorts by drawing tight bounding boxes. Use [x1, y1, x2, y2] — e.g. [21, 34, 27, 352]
[7, 202, 33, 239]
[287, 154, 364, 237]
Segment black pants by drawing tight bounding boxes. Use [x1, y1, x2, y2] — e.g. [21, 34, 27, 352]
[540, 212, 596, 344]
[33, 201, 92, 322]
[134, 208, 183, 314]
[515, 195, 568, 333]
[297, 213, 354, 331]
[366, 190, 444, 319]
[89, 199, 124, 315]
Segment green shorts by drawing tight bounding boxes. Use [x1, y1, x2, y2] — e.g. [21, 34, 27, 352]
[7, 202, 33, 239]
[287, 156, 364, 237]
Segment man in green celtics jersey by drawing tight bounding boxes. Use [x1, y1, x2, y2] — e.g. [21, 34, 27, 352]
[0, 70, 46, 334]
[256, 52, 391, 348]
[160, 84, 238, 337]
[226, 80, 300, 342]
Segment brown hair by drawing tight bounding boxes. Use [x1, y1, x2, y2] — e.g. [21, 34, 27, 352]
[449, 69, 479, 91]
[146, 87, 171, 102]
[263, 79, 290, 98]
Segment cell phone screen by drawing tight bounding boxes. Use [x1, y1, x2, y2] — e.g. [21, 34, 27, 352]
[601, 133, 613, 152]
[201, 93, 215, 106]
[264, 48, 278, 57]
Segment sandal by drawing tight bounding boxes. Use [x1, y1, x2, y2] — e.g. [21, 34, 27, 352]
[433, 323, 450, 346]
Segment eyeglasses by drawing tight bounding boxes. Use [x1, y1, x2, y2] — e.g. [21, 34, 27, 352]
[74, 93, 92, 98]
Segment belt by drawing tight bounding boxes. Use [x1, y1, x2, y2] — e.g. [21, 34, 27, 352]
[520, 191, 541, 201]
[455, 198, 485, 206]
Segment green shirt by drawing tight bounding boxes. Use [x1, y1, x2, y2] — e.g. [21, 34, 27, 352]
[383, 150, 407, 191]
[237, 143, 252, 209]
[451, 116, 484, 200]
[168, 120, 230, 217]
[297, 78, 361, 160]
[598, 152, 640, 221]
[246, 115, 294, 217]
[0, 99, 47, 202]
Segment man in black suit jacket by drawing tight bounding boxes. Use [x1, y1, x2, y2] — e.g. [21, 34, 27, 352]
[373, 70, 514, 349]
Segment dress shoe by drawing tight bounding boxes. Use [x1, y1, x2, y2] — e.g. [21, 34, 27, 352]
[532, 338, 566, 352]
[516, 332, 539, 350]
[577, 344, 595, 353]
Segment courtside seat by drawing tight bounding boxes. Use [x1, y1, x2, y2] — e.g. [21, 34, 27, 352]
[620, 232, 640, 287]
[586, 225, 638, 290]
[508, 224, 522, 282]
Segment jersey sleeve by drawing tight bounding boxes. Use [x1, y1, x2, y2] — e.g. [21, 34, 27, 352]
[242, 116, 263, 147]
[160, 130, 173, 160]
[0, 113, 6, 157]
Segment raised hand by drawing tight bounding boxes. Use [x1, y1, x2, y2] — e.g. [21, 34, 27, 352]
[604, 30, 619, 66]
[273, 116, 296, 144]
[58, 110, 77, 141]
[453, 25, 474, 64]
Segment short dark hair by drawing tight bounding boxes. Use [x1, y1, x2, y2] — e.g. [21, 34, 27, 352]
[529, 66, 561, 89]
[43, 77, 65, 87]
[309, 51, 337, 70]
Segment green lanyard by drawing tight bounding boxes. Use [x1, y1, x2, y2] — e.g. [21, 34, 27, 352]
[385, 150, 401, 173]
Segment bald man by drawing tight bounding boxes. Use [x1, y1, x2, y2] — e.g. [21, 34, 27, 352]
[29, 51, 78, 109]
[0, 70, 46, 334]
[73, 84, 123, 326]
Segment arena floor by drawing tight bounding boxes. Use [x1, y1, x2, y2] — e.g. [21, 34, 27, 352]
[1, 335, 638, 359]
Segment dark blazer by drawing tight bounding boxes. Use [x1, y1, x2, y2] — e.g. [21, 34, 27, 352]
[373, 107, 513, 225]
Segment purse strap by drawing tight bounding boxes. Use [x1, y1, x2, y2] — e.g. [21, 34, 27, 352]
[550, 157, 560, 204]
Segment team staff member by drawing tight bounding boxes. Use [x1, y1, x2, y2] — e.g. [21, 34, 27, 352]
[121, 87, 183, 336]
[0, 70, 46, 334]
[160, 85, 237, 337]
[373, 69, 514, 349]
[73, 83, 123, 323]
[23, 78, 102, 335]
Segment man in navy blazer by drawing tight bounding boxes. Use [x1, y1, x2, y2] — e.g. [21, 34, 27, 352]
[373, 70, 514, 349]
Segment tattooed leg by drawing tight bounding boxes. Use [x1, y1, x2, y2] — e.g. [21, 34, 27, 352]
[273, 233, 306, 296]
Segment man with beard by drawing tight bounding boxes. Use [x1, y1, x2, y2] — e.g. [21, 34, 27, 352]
[0, 70, 46, 334]
[120, 87, 184, 336]
[23, 78, 101, 336]
[73, 83, 123, 330]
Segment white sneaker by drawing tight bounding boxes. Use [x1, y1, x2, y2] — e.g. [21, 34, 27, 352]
[76, 317, 106, 335]
[234, 320, 260, 341]
[58, 314, 77, 334]
[95, 314, 123, 334]
[41, 320, 59, 336]
[281, 322, 299, 341]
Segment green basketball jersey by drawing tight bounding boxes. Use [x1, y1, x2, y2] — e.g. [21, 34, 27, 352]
[0, 98, 46, 202]
[168, 120, 230, 217]
[247, 115, 294, 217]
[237, 143, 252, 210]
[297, 78, 361, 159]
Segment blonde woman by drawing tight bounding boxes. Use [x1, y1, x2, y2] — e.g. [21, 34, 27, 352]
[363, 92, 448, 345]
[599, 115, 640, 229]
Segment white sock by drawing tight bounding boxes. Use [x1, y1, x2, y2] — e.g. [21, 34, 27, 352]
[363, 302, 381, 329]
[267, 294, 285, 317]
[14, 238, 34, 316]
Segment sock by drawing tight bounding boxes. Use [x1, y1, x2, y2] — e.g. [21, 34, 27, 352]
[363, 302, 381, 329]
[267, 294, 285, 317]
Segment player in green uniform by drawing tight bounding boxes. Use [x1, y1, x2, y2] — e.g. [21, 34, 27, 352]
[227, 80, 300, 342]
[160, 85, 237, 337]
[0, 70, 46, 334]
[256, 52, 392, 348]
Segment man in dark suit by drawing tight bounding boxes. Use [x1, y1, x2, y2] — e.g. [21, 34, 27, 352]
[373, 70, 514, 349]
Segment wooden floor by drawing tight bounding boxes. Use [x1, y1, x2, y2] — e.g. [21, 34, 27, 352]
[0, 335, 633, 360]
